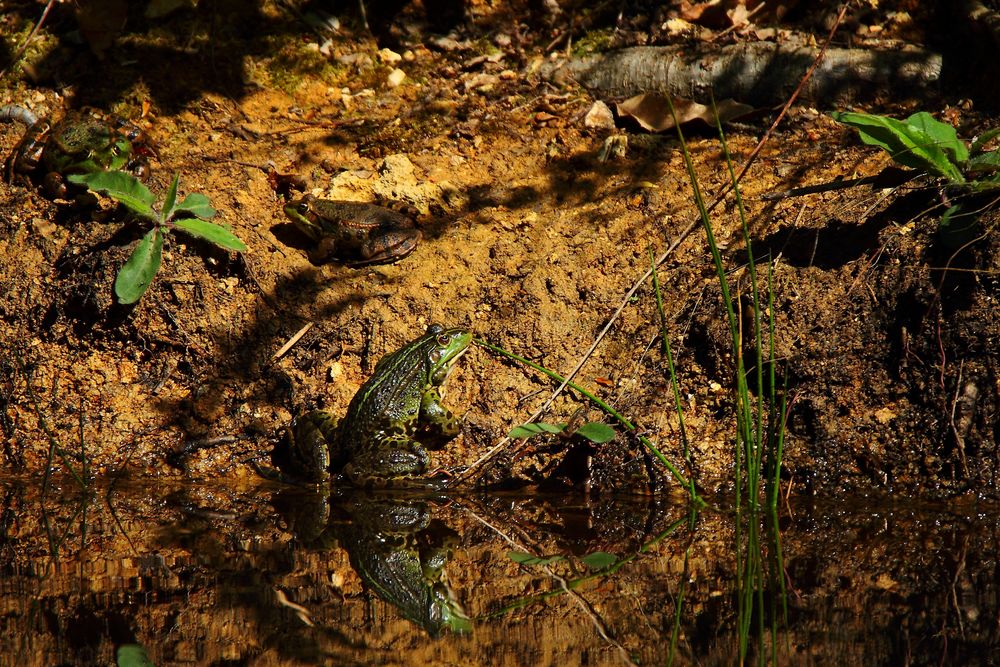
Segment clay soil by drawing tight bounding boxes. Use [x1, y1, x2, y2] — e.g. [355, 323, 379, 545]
[1, 0, 998, 499]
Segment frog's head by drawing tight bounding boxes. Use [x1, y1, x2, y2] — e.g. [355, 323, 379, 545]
[424, 583, 473, 636]
[424, 324, 472, 384]
[48, 119, 134, 174]
[283, 194, 324, 240]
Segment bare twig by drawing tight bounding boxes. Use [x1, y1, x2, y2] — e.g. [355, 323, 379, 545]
[0, 0, 58, 79]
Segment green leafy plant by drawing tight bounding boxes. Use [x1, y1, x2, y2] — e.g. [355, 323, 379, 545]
[68, 171, 246, 304]
[476, 337, 696, 495]
[508, 420, 616, 443]
[833, 111, 1000, 247]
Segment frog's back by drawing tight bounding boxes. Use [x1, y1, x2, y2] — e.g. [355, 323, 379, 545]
[327, 201, 414, 247]
[339, 337, 429, 443]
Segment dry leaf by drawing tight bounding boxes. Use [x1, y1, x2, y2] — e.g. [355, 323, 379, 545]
[616, 93, 753, 133]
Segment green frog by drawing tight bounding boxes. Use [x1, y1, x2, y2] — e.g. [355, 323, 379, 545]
[2, 106, 154, 199]
[283, 324, 472, 486]
[283, 194, 421, 265]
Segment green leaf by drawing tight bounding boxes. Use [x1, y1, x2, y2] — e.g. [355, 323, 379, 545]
[115, 227, 163, 304]
[905, 111, 968, 164]
[938, 204, 981, 250]
[172, 218, 247, 252]
[574, 422, 617, 444]
[966, 150, 1000, 176]
[117, 644, 155, 667]
[508, 422, 566, 439]
[161, 173, 180, 220]
[67, 171, 157, 219]
[832, 111, 964, 183]
[970, 127, 1000, 155]
[508, 551, 565, 566]
[173, 192, 216, 220]
[580, 551, 618, 570]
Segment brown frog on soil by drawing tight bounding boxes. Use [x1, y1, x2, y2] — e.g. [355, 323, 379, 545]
[283, 194, 421, 265]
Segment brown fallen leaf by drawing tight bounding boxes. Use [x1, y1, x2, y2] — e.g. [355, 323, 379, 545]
[615, 92, 754, 132]
[534, 111, 559, 125]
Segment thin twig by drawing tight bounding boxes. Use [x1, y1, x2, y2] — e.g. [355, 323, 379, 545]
[0, 0, 57, 78]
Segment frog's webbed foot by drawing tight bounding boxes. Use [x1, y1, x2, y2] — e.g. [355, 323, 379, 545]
[277, 410, 341, 484]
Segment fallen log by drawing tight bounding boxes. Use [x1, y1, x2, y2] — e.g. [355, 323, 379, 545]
[544, 42, 943, 108]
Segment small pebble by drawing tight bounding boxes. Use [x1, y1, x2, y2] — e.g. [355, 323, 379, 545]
[584, 100, 616, 130]
[386, 68, 406, 87]
[378, 48, 402, 64]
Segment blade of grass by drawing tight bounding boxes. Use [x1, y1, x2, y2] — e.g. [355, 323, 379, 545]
[649, 248, 694, 496]
[473, 338, 696, 495]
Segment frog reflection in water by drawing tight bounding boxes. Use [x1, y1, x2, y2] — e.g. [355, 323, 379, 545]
[281, 492, 470, 636]
[282, 324, 472, 486]
[283, 194, 421, 265]
[342, 497, 471, 635]
[2, 106, 154, 199]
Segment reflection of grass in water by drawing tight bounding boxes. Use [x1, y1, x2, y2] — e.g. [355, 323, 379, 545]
[476, 503, 699, 666]
[8, 349, 104, 661]
[479, 508, 696, 619]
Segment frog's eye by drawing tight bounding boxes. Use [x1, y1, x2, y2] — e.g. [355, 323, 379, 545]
[436, 334, 450, 347]
[297, 201, 310, 214]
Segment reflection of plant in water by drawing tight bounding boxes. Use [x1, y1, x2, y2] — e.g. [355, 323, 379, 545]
[480, 506, 696, 665]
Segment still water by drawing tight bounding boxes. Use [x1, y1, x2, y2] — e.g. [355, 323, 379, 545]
[0, 479, 996, 665]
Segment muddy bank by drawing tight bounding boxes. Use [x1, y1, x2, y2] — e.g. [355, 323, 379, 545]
[0, 1, 997, 499]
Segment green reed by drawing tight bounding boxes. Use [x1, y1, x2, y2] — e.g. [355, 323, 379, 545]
[665, 97, 788, 663]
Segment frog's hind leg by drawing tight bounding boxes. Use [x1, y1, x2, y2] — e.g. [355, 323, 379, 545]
[344, 434, 430, 485]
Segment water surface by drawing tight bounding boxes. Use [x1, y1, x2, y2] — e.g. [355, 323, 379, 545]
[0, 480, 996, 665]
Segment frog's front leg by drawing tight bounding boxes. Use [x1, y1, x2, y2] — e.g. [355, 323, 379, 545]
[420, 387, 461, 437]
[345, 433, 430, 485]
[307, 236, 340, 264]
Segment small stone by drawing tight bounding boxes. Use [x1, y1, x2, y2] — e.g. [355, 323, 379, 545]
[386, 68, 406, 87]
[378, 48, 402, 64]
[379, 154, 416, 179]
[584, 100, 616, 130]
